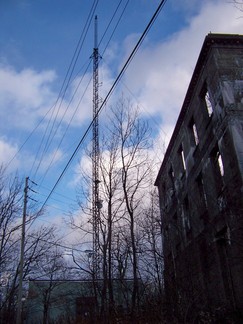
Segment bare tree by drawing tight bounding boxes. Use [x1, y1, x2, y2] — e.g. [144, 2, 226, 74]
[73, 97, 165, 322]
[0, 167, 24, 323]
[98, 97, 153, 320]
[0, 167, 68, 323]
[111, 98, 152, 318]
[232, 0, 243, 11]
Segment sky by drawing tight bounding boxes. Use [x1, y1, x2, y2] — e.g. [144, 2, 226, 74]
[1, 0, 243, 241]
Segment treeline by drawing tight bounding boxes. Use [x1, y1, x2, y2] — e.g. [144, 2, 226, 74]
[0, 98, 165, 323]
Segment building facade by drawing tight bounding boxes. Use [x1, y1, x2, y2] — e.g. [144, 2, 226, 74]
[155, 34, 243, 321]
[25, 279, 134, 323]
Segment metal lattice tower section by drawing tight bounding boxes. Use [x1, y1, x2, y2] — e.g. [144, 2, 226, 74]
[92, 15, 101, 278]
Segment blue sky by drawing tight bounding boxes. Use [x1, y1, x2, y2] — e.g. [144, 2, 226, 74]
[1, 0, 243, 236]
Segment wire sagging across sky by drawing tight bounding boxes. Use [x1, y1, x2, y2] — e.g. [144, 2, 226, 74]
[38, 0, 168, 212]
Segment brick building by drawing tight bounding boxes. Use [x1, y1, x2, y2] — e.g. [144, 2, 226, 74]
[155, 34, 243, 320]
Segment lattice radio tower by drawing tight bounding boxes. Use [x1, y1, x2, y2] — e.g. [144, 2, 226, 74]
[92, 15, 101, 278]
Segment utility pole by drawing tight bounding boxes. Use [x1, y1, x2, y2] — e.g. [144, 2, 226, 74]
[16, 177, 28, 324]
[92, 15, 101, 279]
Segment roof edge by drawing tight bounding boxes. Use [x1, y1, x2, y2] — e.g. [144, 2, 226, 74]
[155, 33, 243, 186]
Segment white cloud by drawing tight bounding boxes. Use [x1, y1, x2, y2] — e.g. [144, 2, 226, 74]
[1, 0, 243, 222]
[36, 148, 64, 175]
[69, 154, 92, 189]
[122, 0, 243, 137]
[0, 137, 19, 170]
[0, 65, 56, 129]
[0, 66, 55, 107]
[57, 63, 113, 128]
[0, 64, 99, 132]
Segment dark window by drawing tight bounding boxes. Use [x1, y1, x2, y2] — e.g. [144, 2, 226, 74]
[164, 225, 169, 240]
[211, 146, 225, 197]
[196, 173, 207, 210]
[160, 182, 166, 207]
[168, 166, 175, 194]
[215, 226, 230, 244]
[76, 297, 96, 322]
[169, 166, 175, 179]
[173, 212, 179, 236]
[173, 212, 177, 221]
[182, 196, 191, 233]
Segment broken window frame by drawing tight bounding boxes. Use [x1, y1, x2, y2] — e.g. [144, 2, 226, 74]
[212, 146, 225, 178]
[201, 82, 214, 117]
[189, 117, 199, 146]
[178, 145, 186, 173]
[210, 145, 225, 195]
[205, 91, 213, 117]
[217, 152, 224, 177]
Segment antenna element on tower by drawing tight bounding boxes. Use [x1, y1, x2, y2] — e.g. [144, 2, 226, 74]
[92, 15, 101, 279]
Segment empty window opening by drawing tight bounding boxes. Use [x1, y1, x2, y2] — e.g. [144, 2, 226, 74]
[217, 152, 224, 176]
[178, 145, 186, 173]
[173, 212, 179, 235]
[215, 226, 230, 244]
[201, 83, 214, 117]
[189, 118, 199, 146]
[205, 91, 213, 116]
[192, 123, 199, 145]
[161, 182, 166, 207]
[168, 167, 175, 193]
[211, 146, 225, 193]
[169, 167, 175, 179]
[196, 173, 207, 208]
[182, 196, 191, 232]
[181, 148, 186, 171]
[212, 148, 224, 177]
[164, 226, 169, 240]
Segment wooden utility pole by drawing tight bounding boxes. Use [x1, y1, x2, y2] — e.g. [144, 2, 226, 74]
[16, 177, 28, 324]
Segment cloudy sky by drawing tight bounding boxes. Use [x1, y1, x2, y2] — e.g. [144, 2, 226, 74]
[1, 0, 243, 231]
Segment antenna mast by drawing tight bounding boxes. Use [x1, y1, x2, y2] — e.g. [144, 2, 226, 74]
[92, 15, 101, 278]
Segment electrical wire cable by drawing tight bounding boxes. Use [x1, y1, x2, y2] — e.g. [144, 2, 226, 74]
[31, 0, 129, 186]
[41, 0, 130, 172]
[38, 0, 168, 212]
[27, 233, 88, 253]
[34, 1, 126, 184]
[37, 61, 93, 185]
[101, 0, 130, 56]
[29, 1, 99, 180]
[98, 0, 124, 46]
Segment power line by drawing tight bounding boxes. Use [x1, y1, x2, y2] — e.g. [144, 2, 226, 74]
[28, 233, 89, 254]
[37, 184, 78, 203]
[6, 1, 99, 182]
[100, 0, 130, 56]
[37, 61, 93, 186]
[38, 0, 168, 212]
[31, 1, 99, 180]
[12, 0, 129, 187]
[36, 0, 129, 185]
